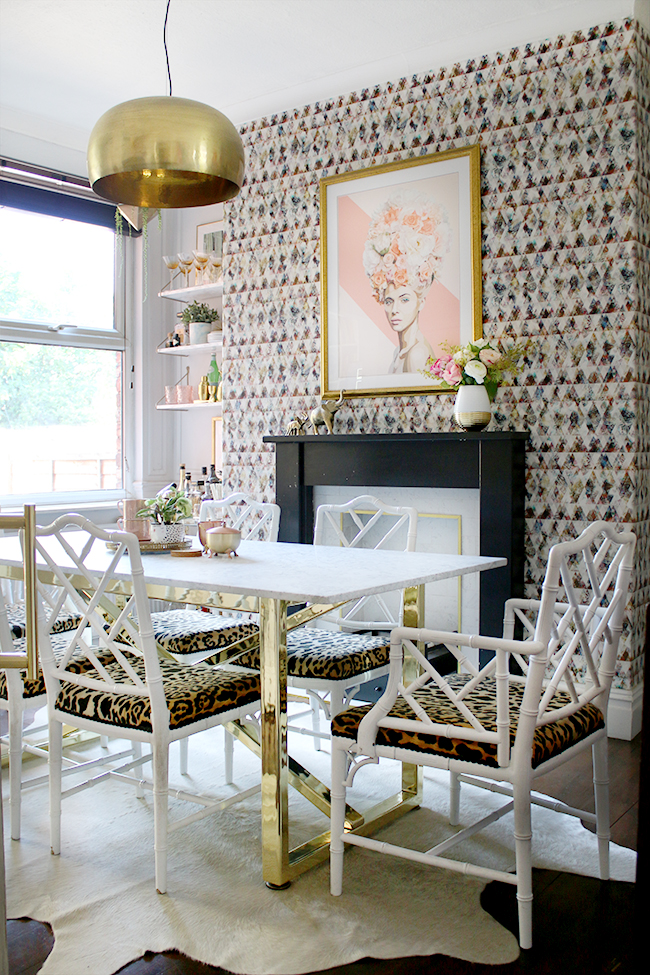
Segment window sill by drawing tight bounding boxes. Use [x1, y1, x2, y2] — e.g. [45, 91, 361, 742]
[0, 495, 121, 528]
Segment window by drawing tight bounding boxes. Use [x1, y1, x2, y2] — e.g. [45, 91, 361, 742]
[0, 169, 125, 503]
[0, 206, 115, 329]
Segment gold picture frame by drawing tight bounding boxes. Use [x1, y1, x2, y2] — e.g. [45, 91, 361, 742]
[196, 219, 224, 258]
[319, 145, 482, 398]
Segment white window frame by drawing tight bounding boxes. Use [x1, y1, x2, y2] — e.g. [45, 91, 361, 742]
[0, 194, 130, 513]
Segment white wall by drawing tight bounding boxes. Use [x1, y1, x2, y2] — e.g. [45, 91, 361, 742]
[146, 203, 224, 492]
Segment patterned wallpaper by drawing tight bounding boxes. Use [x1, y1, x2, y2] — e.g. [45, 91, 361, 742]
[221, 17, 649, 691]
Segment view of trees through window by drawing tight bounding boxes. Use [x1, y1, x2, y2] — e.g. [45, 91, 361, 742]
[0, 205, 123, 497]
[0, 342, 122, 495]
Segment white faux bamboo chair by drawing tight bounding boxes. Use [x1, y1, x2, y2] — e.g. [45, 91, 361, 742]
[329, 521, 635, 949]
[1, 583, 81, 643]
[0, 606, 91, 842]
[147, 493, 280, 666]
[236, 495, 419, 749]
[35, 514, 262, 893]
[0, 510, 85, 840]
[198, 492, 281, 542]
[145, 493, 280, 777]
[1, 507, 40, 845]
[0, 506, 40, 975]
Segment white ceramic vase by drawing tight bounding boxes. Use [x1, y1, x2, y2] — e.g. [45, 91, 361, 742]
[148, 522, 185, 545]
[453, 384, 491, 431]
[188, 321, 212, 345]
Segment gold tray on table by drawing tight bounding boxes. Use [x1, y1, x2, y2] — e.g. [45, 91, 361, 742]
[106, 539, 193, 553]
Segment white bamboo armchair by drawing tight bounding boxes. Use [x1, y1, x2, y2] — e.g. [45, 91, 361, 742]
[329, 521, 635, 949]
[34, 513, 262, 893]
[235, 495, 419, 751]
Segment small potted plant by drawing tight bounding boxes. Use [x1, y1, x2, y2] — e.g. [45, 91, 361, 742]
[178, 301, 221, 346]
[137, 489, 193, 545]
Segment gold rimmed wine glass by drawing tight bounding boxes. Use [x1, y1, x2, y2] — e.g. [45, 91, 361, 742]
[207, 252, 222, 284]
[193, 250, 209, 287]
[162, 255, 179, 290]
[178, 252, 194, 288]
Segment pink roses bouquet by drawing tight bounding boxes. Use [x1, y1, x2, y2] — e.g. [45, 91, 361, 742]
[422, 338, 526, 402]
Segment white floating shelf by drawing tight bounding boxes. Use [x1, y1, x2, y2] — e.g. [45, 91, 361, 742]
[157, 340, 222, 356]
[158, 282, 223, 302]
[156, 402, 222, 414]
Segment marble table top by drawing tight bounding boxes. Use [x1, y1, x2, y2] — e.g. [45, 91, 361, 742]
[0, 534, 506, 605]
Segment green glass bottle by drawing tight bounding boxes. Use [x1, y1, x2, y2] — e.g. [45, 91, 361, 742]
[208, 353, 221, 387]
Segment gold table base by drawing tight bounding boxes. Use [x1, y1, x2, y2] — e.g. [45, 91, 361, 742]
[0, 558, 424, 888]
[256, 586, 424, 887]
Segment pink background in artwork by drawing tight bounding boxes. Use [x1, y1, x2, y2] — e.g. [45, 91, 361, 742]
[337, 195, 460, 352]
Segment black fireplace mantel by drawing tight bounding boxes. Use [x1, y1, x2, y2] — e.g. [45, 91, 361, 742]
[263, 431, 529, 637]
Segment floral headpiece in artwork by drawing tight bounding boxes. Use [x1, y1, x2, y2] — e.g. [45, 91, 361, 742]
[363, 191, 452, 302]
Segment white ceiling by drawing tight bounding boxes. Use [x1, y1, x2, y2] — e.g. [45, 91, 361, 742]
[0, 0, 645, 177]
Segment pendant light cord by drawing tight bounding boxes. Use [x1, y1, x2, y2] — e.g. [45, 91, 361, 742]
[164, 0, 172, 96]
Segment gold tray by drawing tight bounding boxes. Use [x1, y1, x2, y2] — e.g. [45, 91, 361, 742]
[106, 538, 192, 553]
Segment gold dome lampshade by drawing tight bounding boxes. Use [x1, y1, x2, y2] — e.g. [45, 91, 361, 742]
[87, 95, 245, 208]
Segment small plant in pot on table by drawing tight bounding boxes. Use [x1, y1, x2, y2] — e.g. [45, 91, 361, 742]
[137, 489, 193, 545]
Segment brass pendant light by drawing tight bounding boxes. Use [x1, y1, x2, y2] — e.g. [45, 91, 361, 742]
[87, 2, 244, 208]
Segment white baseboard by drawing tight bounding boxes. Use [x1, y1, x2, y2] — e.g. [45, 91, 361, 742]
[607, 684, 643, 740]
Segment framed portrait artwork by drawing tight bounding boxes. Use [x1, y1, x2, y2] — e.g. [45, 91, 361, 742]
[319, 145, 482, 398]
[196, 219, 224, 259]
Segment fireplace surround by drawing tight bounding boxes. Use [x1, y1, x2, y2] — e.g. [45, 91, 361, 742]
[264, 431, 528, 637]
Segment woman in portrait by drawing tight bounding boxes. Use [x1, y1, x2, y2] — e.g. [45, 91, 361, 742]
[363, 192, 451, 374]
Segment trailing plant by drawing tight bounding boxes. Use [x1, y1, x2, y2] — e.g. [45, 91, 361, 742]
[115, 207, 124, 274]
[114, 206, 161, 302]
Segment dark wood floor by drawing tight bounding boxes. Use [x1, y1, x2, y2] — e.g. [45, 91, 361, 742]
[6, 736, 641, 975]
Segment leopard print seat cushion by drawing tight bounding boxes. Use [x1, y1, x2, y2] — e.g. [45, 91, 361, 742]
[6, 606, 83, 640]
[54, 655, 261, 733]
[0, 633, 113, 702]
[331, 674, 605, 768]
[150, 610, 258, 656]
[236, 629, 390, 680]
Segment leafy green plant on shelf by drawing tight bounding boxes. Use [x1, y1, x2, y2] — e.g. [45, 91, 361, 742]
[137, 489, 192, 525]
[179, 301, 221, 326]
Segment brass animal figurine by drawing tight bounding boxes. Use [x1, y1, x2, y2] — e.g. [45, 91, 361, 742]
[286, 412, 308, 436]
[309, 390, 346, 434]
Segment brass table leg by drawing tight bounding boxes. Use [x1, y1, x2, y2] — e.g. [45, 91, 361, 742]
[257, 585, 428, 887]
[259, 597, 291, 888]
[400, 584, 424, 803]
